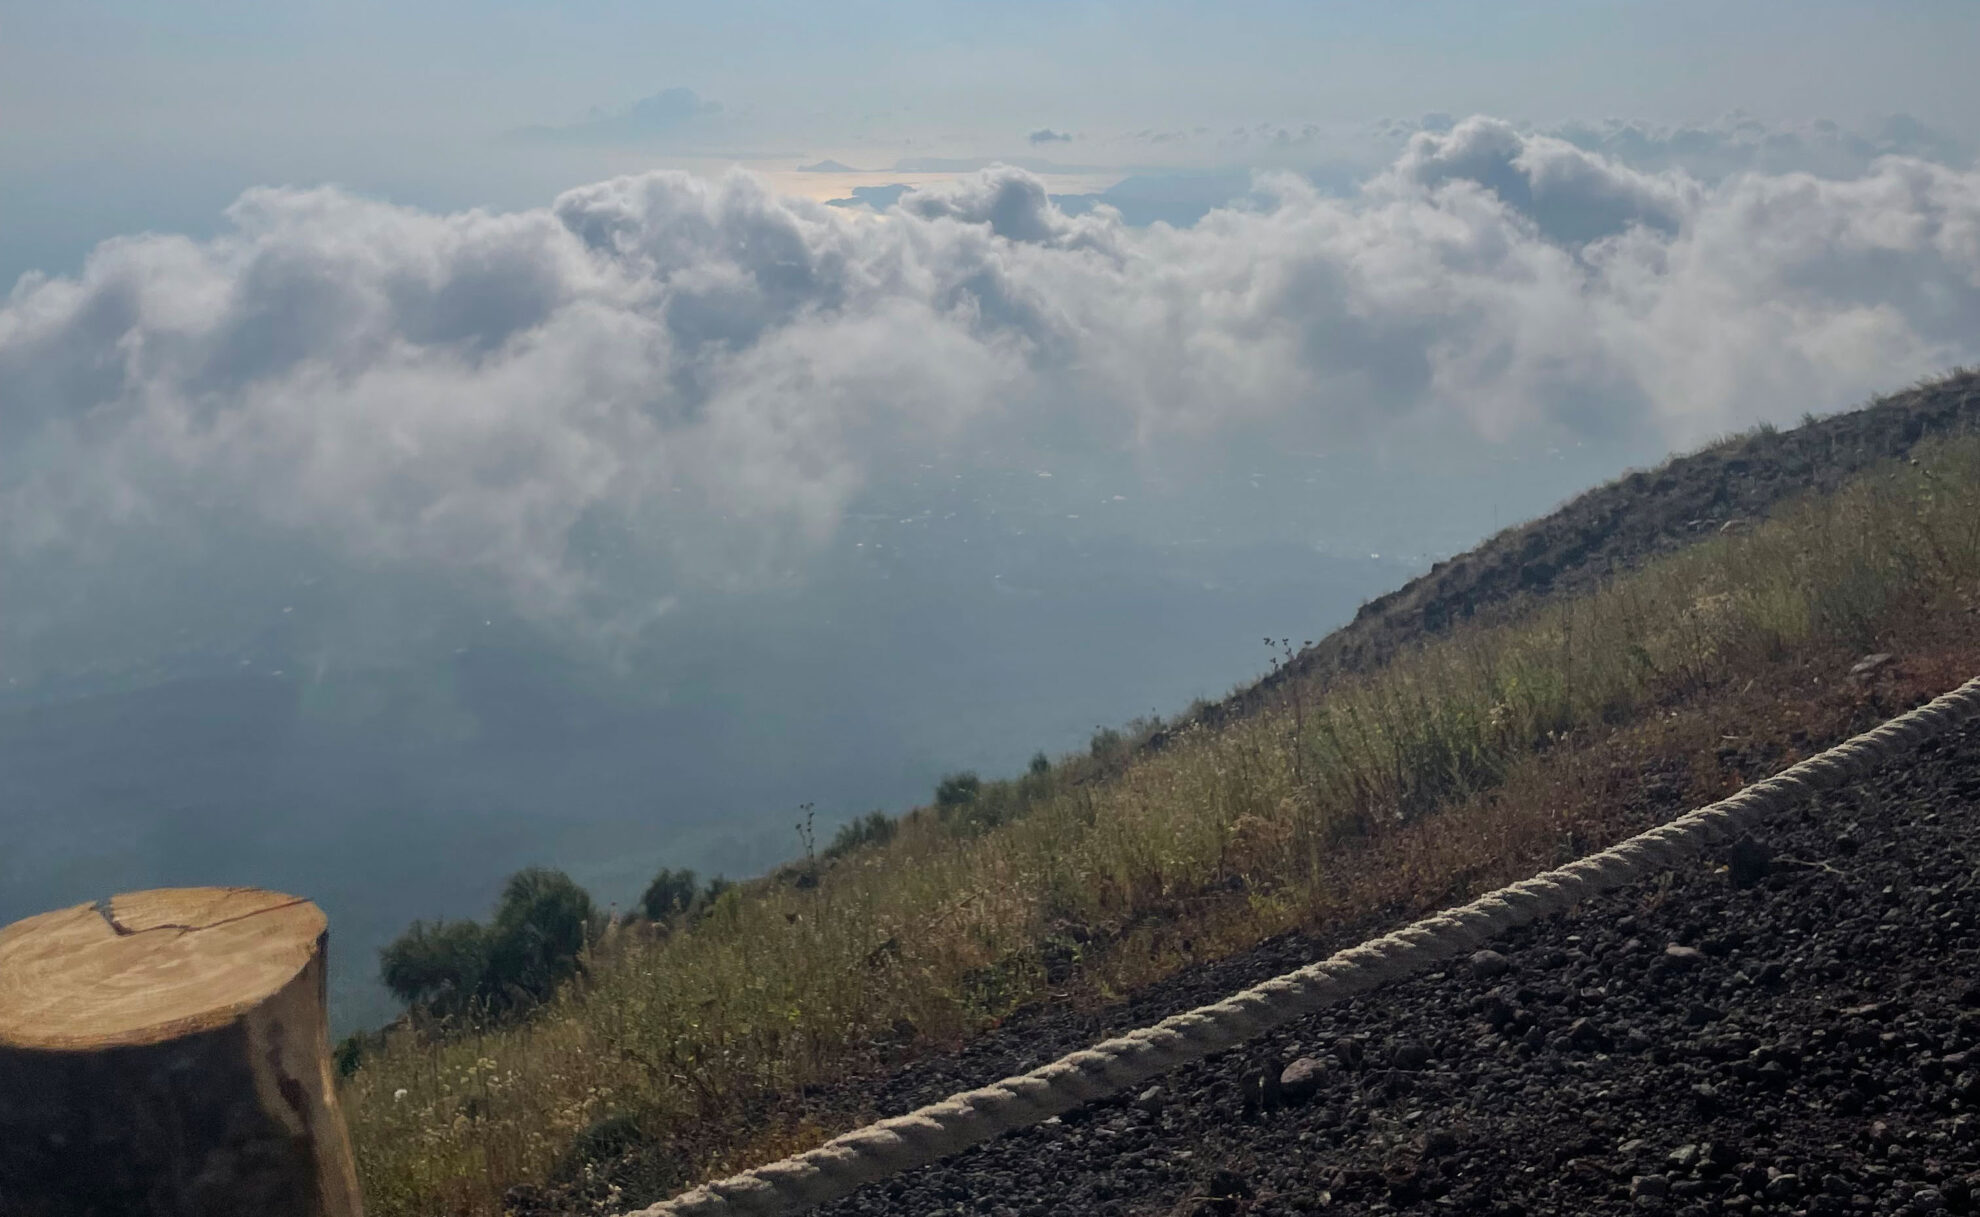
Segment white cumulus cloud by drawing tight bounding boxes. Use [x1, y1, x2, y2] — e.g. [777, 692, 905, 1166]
[5, 117, 1980, 674]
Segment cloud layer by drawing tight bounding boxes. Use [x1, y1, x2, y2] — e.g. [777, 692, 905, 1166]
[6, 116, 1980, 675]
[1545, 112, 1974, 180]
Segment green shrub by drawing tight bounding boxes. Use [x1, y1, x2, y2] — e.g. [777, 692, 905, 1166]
[333, 1029, 386, 1078]
[486, 868, 599, 1007]
[824, 810, 896, 859]
[934, 771, 981, 809]
[379, 918, 491, 1020]
[639, 867, 698, 921]
[379, 867, 597, 1021]
[692, 875, 733, 919]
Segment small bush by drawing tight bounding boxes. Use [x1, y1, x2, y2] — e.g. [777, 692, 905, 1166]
[378, 867, 598, 1022]
[333, 1029, 385, 1078]
[690, 875, 733, 920]
[379, 918, 491, 1020]
[639, 867, 698, 921]
[486, 868, 598, 1008]
[549, 1112, 644, 1185]
[934, 771, 981, 809]
[825, 810, 896, 859]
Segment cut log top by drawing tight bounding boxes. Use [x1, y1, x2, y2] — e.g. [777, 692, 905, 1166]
[0, 886, 327, 1052]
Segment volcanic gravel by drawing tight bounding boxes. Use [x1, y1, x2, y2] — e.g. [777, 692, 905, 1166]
[804, 716, 1980, 1217]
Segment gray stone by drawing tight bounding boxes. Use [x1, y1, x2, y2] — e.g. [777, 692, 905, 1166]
[1277, 1058, 1325, 1103]
[1567, 1017, 1608, 1050]
[1469, 949, 1512, 979]
[1850, 652, 1895, 679]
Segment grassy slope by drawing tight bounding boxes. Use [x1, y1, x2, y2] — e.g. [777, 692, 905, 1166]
[343, 373, 1980, 1217]
[1172, 368, 1980, 739]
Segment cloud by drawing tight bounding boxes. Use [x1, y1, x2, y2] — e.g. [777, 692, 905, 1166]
[1386, 116, 1698, 243]
[6, 120, 1980, 678]
[1028, 129, 1073, 145]
[895, 166, 1115, 246]
[1383, 112, 1972, 182]
[510, 87, 725, 147]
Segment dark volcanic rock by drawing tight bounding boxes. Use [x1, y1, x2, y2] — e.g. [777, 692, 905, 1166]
[1276, 1057, 1325, 1103]
[787, 716, 1980, 1217]
[1726, 833, 1773, 889]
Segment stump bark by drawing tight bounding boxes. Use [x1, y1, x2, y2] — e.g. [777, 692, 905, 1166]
[0, 887, 364, 1217]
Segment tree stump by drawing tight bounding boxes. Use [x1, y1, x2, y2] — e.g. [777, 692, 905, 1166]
[0, 887, 364, 1216]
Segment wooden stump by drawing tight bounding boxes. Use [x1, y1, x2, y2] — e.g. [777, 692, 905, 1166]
[0, 887, 364, 1217]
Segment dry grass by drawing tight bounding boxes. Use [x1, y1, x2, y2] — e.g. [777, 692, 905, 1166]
[342, 432, 1980, 1217]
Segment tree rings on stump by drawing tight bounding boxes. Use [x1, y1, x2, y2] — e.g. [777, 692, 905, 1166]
[0, 887, 364, 1216]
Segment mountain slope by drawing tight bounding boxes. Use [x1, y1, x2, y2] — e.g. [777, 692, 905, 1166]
[345, 369, 1980, 1217]
[1170, 368, 1980, 742]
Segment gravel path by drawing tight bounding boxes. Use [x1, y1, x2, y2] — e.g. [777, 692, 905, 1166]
[806, 717, 1980, 1217]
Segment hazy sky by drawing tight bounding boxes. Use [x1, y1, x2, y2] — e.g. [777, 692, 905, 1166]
[8, 2, 1978, 148]
[6, 1, 1980, 282]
